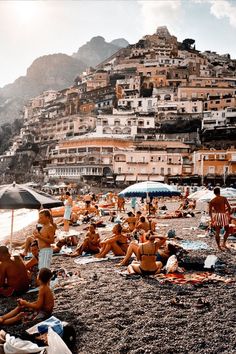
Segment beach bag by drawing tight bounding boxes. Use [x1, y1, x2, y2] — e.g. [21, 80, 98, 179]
[62, 324, 76, 348]
[167, 229, 176, 238]
[4, 334, 46, 354]
[165, 255, 179, 273]
[47, 327, 72, 354]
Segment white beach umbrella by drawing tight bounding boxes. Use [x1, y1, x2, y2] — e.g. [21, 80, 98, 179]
[197, 188, 236, 202]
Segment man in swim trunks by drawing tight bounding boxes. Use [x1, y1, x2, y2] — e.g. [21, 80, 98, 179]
[209, 187, 231, 250]
[33, 209, 55, 269]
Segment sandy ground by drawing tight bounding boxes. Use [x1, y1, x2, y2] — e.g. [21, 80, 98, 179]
[0, 201, 236, 354]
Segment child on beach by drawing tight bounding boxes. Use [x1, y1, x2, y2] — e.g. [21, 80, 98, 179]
[0, 268, 54, 325]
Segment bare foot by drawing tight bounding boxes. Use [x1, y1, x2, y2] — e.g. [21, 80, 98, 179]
[222, 244, 230, 250]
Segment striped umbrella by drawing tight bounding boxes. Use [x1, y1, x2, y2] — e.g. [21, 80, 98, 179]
[118, 181, 181, 198]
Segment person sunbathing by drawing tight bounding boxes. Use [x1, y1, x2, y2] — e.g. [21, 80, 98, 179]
[127, 231, 167, 275]
[24, 240, 39, 288]
[0, 268, 54, 325]
[0, 246, 29, 296]
[96, 224, 129, 258]
[68, 224, 101, 257]
[122, 212, 137, 232]
[117, 231, 167, 267]
[133, 216, 150, 233]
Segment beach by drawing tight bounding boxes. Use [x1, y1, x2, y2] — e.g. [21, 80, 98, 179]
[0, 201, 235, 354]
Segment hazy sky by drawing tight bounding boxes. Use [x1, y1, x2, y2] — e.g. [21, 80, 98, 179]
[0, 0, 236, 88]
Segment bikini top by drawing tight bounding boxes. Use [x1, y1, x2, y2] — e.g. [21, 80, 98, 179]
[140, 243, 158, 257]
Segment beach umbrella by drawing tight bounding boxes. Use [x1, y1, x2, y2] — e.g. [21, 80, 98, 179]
[0, 182, 64, 250]
[118, 181, 181, 198]
[197, 188, 236, 203]
[188, 188, 209, 200]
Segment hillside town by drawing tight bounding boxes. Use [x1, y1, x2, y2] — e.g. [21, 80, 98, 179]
[0, 26, 236, 187]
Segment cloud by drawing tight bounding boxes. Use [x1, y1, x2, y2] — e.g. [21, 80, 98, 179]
[138, 0, 182, 34]
[209, 0, 236, 28]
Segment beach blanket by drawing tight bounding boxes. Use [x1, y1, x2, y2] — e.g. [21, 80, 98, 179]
[154, 272, 235, 285]
[74, 255, 123, 265]
[179, 240, 210, 250]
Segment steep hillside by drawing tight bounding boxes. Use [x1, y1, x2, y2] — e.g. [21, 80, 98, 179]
[72, 36, 129, 68]
[0, 54, 86, 125]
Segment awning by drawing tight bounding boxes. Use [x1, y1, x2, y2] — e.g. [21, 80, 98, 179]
[116, 175, 125, 181]
[149, 175, 165, 182]
[125, 175, 137, 182]
[137, 175, 149, 181]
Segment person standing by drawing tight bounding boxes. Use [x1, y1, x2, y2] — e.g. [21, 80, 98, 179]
[63, 191, 73, 232]
[34, 209, 55, 269]
[209, 187, 231, 250]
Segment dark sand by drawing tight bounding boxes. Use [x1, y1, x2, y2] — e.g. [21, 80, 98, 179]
[1, 204, 236, 354]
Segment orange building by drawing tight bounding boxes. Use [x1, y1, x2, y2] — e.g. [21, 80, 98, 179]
[193, 149, 236, 184]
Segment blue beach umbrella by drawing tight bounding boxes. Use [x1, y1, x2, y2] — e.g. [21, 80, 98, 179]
[119, 181, 181, 198]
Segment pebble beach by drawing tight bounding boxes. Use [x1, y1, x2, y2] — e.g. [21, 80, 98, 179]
[0, 201, 236, 354]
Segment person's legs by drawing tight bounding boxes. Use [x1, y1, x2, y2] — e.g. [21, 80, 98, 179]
[63, 219, 70, 232]
[128, 263, 142, 274]
[0, 306, 21, 324]
[117, 242, 139, 266]
[96, 243, 112, 258]
[110, 242, 126, 256]
[222, 225, 230, 249]
[214, 226, 222, 250]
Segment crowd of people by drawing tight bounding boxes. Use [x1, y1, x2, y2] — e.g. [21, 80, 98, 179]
[0, 186, 234, 328]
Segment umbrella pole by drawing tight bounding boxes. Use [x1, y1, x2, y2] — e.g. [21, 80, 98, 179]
[10, 209, 14, 252]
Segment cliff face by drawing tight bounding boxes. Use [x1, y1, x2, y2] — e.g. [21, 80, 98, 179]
[0, 37, 129, 125]
[0, 54, 86, 125]
[72, 36, 129, 68]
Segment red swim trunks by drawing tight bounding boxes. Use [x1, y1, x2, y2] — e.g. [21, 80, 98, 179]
[212, 213, 229, 227]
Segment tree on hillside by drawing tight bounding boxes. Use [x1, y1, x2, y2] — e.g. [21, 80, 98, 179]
[181, 38, 195, 51]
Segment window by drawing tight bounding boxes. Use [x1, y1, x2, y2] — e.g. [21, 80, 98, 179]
[152, 167, 156, 173]
[167, 168, 171, 175]
[161, 168, 164, 175]
[118, 167, 121, 174]
[208, 166, 215, 174]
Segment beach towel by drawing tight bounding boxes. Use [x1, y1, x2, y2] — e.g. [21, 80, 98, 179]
[179, 240, 210, 250]
[74, 255, 123, 265]
[154, 272, 235, 285]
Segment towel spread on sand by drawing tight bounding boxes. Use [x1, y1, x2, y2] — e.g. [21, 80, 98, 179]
[154, 272, 235, 284]
[179, 240, 210, 250]
[74, 255, 123, 265]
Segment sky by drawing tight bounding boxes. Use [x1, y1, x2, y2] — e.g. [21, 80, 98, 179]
[0, 0, 236, 88]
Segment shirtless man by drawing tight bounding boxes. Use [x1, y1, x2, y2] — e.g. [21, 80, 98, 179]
[68, 224, 100, 257]
[33, 209, 55, 269]
[209, 187, 231, 250]
[0, 246, 29, 296]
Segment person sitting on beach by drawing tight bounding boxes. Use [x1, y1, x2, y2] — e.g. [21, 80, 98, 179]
[122, 212, 137, 232]
[96, 224, 129, 258]
[33, 209, 56, 270]
[24, 240, 39, 288]
[68, 224, 101, 257]
[127, 231, 167, 275]
[117, 231, 167, 267]
[0, 268, 54, 325]
[0, 246, 29, 296]
[134, 216, 150, 233]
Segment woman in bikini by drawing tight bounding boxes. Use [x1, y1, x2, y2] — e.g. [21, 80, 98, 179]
[96, 224, 129, 258]
[127, 231, 166, 275]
